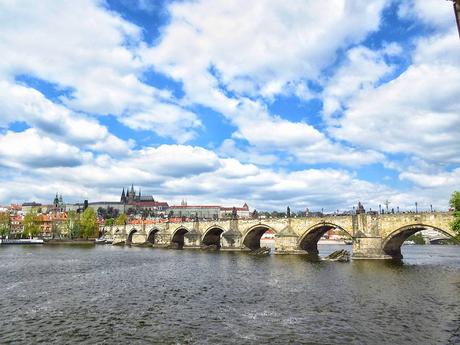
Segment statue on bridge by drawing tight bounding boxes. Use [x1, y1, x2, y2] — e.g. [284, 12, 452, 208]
[357, 201, 365, 214]
[232, 207, 238, 220]
[287, 206, 291, 218]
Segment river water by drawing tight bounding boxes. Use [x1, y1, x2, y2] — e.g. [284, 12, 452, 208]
[1, 245, 459, 345]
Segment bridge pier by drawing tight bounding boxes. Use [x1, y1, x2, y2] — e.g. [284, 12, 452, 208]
[221, 217, 244, 250]
[221, 230, 243, 250]
[275, 220, 304, 254]
[131, 232, 147, 245]
[154, 230, 172, 248]
[352, 237, 391, 259]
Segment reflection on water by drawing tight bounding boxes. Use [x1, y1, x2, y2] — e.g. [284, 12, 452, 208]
[0, 244, 459, 344]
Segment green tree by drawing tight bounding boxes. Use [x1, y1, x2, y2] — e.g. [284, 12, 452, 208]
[0, 212, 10, 238]
[66, 210, 81, 238]
[450, 191, 460, 238]
[104, 218, 114, 226]
[450, 191, 460, 211]
[114, 213, 128, 225]
[51, 221, 60, 239]
[23, 210, 40, 238]
[80, 207, 98, 239]
[407, 232, 426, 245]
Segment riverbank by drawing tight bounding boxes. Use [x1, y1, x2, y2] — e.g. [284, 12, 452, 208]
[43, 239, 95, 245]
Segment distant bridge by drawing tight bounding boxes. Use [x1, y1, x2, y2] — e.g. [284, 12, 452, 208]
[101, 212, 458, 259]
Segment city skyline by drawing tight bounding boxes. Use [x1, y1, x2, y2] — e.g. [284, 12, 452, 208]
[0, 0, 459, 211]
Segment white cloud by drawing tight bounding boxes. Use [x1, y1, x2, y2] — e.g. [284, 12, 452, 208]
[400, 168, 460, 189]
[0, 0, 200, 142]
[140, 0, 390, 167]
[398, 0, 455, 31]
[0, 140, 453, 211]
[0, 129, 89, 168]
[0, 81, 133, 155]
[147, 0, 388, 99]
[120, 103, 202, 143]
[330, 30, 460, 164]
[322, 45, 395, 121]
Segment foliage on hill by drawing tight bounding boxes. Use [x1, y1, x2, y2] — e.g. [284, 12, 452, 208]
[450, 191, 460, 239]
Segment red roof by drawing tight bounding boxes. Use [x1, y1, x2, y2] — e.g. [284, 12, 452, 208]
[170, 205, 221, 209]
[128, 201, 169, 207]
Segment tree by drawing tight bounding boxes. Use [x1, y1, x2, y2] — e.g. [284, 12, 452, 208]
[450, 191, 460, 212]
[51, 221, 60, 239]
[97, 207, 107, 218]
[80, 207, 98, 239]
[252, 209, 259, 219]
[408, 232, 426, 245]
[450, 191, 460, 238]
[0, 212, 10, 238]
[107, 206, 119, 219]
[66, 210, 81, 238]
[105, 218, 114, 226]
[114, 213, 128, 225]
[23, 210, 40, 238]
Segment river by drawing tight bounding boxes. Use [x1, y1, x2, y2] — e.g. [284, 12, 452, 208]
[0, 245, 459, 344]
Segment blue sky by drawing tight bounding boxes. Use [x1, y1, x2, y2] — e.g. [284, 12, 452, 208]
[0, 0, 459, 211]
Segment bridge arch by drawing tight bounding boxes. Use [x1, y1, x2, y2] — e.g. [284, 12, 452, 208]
[298, 222, 352, 254]
[242, 224, 276, 250]
[171, 226, 190, 249]
[126, 228, 138, 245]
[202, 226, 225, 248]
[147, 227, 160, 244]
[382, 224, 457, 259]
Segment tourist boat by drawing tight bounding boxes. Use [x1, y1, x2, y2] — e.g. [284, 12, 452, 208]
[95, 237, 114, 244]
[0, 238, 44, 245]
[344, 239, 353, 245]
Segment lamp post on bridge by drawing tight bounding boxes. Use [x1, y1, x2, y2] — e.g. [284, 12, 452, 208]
[384, 200, 390, 214]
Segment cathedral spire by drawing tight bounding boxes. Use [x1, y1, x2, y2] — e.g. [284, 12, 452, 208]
[121, 188, 125, 202]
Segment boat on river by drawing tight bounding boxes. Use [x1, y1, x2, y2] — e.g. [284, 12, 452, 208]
[95, 237, 113, 244]
[0, 238, 44, 245]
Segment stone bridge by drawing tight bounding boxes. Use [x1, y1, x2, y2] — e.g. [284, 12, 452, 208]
[101, 212, 458, 259]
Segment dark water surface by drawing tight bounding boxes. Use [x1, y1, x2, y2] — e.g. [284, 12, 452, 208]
[1, 245, 459, 344]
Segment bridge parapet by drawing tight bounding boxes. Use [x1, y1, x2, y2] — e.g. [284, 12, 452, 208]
[378, 212, 454, 239]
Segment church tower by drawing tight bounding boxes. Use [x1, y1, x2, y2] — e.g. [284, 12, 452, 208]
[121, 188, 126, 203]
